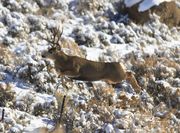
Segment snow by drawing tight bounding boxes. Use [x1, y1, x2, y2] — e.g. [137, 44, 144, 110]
[125, 0, 173, 12]
[0, 0, 179, 132]
[24, 119, 52, 132]
[81, 46, 104, 61]
[104, 123, 114, 133]
[124, 0, 142, 7]
[139, 0, 172, 12]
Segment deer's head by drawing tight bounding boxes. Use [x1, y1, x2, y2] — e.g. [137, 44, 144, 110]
[42, 26, 63, 60]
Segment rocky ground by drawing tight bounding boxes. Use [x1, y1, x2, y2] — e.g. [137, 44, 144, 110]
[125, 0, 180, 27]
[0, 0, 179, 133]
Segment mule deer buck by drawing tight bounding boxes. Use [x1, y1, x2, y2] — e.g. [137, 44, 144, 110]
[42, 26, 141, 93]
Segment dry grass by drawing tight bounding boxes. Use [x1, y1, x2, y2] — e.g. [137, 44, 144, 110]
[127, 52, 179, 111]
[0, 44, 23, 66]
[131, 54, 179, 77]
[61, 37, 85, 57]
[36, 7, 54, 16]
[30, 92, 67, 133]
[77, 0, 105, 14]
[0, 83, 15, 107]
[0, 45, 14, 65]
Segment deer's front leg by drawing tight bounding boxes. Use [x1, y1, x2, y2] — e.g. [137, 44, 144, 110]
[60, 64, 80, 77]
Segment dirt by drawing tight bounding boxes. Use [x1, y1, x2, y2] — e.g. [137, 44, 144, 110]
[125, 1, 180, 27]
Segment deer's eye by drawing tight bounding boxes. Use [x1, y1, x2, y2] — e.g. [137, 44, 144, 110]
[49, 50, 53, 54]
[48, 48, 54, 54]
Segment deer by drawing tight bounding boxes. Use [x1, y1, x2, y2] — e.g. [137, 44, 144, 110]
[41, 26, 141, 93]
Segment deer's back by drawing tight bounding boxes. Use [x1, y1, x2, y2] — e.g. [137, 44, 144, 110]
[102, 62, 126, 83]
[72, 57, 126, 82]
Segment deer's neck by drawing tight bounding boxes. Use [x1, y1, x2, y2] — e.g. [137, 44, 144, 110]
[58, 52, 68, 61]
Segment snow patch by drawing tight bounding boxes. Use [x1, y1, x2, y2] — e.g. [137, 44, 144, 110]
[125, 0, 172, 12]
[124, 0, 142, 7]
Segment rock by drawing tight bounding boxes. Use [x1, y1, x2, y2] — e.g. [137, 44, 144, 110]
[125, 1, 180, 27]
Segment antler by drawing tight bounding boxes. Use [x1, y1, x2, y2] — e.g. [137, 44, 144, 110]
[42, 25, 63, 50]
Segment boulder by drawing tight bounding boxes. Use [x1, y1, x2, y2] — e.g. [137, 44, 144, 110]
[125, 1, 180, 27]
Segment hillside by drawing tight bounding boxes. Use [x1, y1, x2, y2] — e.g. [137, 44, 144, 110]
[0, 0, 179, 133]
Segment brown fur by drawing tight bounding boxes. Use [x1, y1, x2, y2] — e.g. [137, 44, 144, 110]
[43, 50, 141, 93]
[41, 26, 141, 92]
[61, 38, 84, 57]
